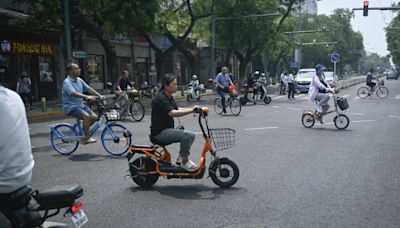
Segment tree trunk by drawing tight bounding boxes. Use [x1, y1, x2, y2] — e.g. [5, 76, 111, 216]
[77, 20, 118, 83]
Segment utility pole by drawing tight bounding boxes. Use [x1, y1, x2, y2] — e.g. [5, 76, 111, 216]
[63, 0, 72, 64]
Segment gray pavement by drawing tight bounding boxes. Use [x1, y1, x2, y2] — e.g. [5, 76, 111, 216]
[27, 78, 400, 227]
[26, 76, 365, 121]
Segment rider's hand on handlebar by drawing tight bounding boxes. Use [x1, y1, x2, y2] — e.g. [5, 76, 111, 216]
[328, 88, 335, 94]
[99, 95, 106, 100]
[193, 105, 201, 113]
[86, 95, 97, 101]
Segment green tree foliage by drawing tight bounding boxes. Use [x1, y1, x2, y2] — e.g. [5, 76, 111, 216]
[12, 0, 159, 82]
[141, 0, 213, 80]
[281, 9, 364, 76]
[211, 0, 296, 80]
[386, 13, 400, 68]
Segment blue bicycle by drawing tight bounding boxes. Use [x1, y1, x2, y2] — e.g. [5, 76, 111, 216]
[50, 99, 132, 156]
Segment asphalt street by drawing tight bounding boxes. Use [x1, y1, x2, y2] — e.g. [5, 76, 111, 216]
[28, 79, 400, 228]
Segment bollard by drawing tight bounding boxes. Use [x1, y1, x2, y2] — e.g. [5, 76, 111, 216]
[41, 97, 47, 112]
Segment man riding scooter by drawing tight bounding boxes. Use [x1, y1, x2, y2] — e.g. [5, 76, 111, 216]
[187, 74, 201, 100]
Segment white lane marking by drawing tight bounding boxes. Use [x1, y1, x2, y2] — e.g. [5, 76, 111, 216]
[287, 107, 301, 111]
[342, 94, 351, 98]
[271, 95, 287, 99]
[352, 120, 376, 123]
[396, 95, 400, 99]
[389, 115, 400, 119]
[194, 132, 203, 135]
[354, 96, 360, 100]
[245, 126, 278, 131]
[348, 113, 365, 116]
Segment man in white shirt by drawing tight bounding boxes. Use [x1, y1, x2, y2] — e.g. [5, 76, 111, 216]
[0, 85, 34, 200]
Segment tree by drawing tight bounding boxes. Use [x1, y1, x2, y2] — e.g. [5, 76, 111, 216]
[140, 0, 213, 81]
[211, 0, 297, 82]
[13, 0, 159, 82]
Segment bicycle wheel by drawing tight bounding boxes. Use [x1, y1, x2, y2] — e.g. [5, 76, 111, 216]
[50, 124, 79, 155]
[263, 96, 271, 104]
[334, 114, 350, 130]
[101, 123, 132, 155]
[357, 87, 369, 99]
[301, 113, 315, 128]
[376, 86, 389, 99]
[214, 97, 223, 114]
[229, 97, 241, 116]
[129, 101, 145, 121]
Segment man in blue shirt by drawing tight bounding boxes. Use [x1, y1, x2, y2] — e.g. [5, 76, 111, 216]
[215, 66, 233, 113]
[62, 63, 104, 144]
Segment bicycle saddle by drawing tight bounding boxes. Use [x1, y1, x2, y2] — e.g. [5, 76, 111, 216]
[149, 135, 172, 147]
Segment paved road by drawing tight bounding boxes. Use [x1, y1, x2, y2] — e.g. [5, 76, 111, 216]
[28, 79, 400, 228]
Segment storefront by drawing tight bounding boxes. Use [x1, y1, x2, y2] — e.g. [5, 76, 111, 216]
[0, 28, 61, 101]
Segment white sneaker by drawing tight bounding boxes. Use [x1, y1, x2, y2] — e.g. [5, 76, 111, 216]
[180, 160, 198, 172]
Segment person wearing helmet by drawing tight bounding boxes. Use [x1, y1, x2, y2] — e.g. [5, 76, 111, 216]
[188, 74, 200, 96]
[308, 64, 335, 124]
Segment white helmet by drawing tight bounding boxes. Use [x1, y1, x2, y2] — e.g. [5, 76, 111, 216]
[192, 75, 197, 80]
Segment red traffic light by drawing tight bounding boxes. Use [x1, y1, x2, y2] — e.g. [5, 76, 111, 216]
[363, 1, 369, 16]
[364, 1, 369, 7]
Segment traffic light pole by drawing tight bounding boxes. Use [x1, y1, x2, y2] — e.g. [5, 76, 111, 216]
[63, 0, 72, 64]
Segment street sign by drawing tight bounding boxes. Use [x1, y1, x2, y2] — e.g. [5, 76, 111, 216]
[331, 53, 340, 62]
[289, 62, 298, 69]
[72, 50, 88, 59]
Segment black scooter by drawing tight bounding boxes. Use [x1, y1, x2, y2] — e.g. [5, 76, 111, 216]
[0, 185, 87, 228]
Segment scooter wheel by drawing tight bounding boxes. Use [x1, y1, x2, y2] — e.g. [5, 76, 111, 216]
[209, 158, 239, 188]
[130, 157, 159, 188]
[334, 114, 349, 130]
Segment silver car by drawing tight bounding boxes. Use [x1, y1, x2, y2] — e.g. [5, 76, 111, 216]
[386, 69, 398, 80]
[295, 68, 315, 93]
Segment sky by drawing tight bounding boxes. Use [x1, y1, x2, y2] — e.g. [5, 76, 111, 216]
[317, 0, 399, 57]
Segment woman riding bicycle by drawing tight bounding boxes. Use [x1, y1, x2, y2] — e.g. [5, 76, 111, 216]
[215, 66, 233, 113]
[308, 64, 335, 124]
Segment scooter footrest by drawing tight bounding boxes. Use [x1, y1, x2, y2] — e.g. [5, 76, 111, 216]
[33, 185, 83, 210]
[159, 164, 196, 173]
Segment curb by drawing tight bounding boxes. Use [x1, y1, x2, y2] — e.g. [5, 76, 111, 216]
[27, 111, 66, 121]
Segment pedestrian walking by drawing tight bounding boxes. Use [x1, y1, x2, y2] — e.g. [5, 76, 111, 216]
[287, 72, 295, 99]
[16, 71, 32, 109]
[279, 72, 287, 95]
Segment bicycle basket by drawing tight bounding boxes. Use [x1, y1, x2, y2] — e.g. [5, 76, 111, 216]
[229, 84, 239, 97]
[336, 97, 349, 110]
[209, 128, 235, 151]
[104, 109, 121, 121]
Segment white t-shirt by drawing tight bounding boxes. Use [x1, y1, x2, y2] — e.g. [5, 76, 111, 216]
[0, 86, 34, 193]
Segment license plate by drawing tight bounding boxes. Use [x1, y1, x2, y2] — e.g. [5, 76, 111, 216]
[70, 209, 88, 228]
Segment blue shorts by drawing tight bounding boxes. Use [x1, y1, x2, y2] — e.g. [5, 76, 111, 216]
[66, 106, 95, 119]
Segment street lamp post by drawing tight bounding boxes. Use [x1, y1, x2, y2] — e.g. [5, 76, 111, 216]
[211, 13, 281, 79]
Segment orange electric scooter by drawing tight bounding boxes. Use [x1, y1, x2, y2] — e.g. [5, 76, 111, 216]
[125, 107, 239, 188]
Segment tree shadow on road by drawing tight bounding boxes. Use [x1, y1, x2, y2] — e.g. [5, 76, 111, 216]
[128, 184, 245, 200]
[67, 153, 126, 162]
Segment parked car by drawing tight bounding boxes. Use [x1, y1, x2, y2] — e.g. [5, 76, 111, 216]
[295, 68, 315, 93]
[386, 69, 398, 80]
[323, 71, 338, 87]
